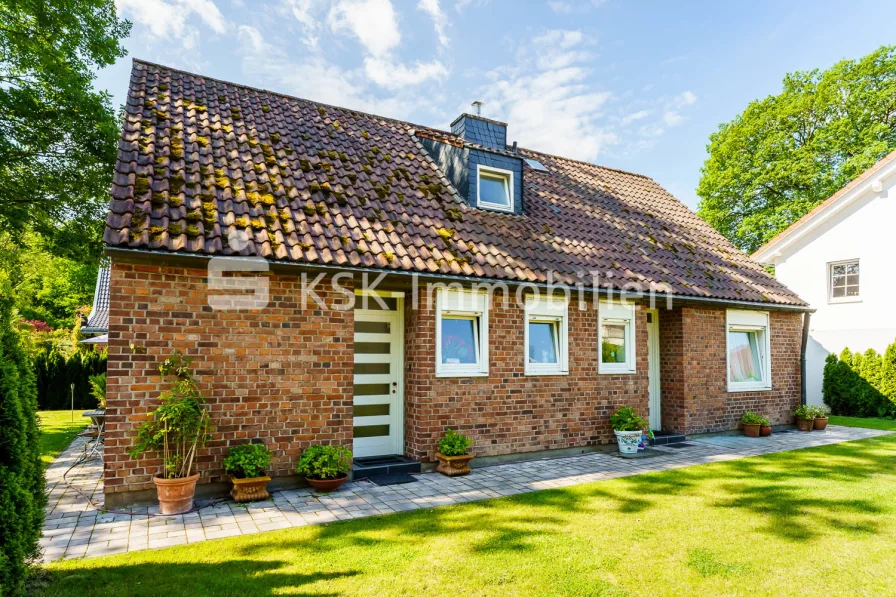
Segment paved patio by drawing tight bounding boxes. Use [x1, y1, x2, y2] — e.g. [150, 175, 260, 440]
[42, 425, 889, 562]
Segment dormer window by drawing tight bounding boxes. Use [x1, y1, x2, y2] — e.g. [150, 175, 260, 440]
[477, 165, 514, 212]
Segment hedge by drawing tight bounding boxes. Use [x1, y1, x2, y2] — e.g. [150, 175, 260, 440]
[0, 275, 45, 597]
[823, 342, 896, 417]
[34, 347, 106, 410]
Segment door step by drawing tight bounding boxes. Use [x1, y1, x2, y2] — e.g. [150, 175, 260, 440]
[353, 455, 421, 486]
[649, 432, 687, 446]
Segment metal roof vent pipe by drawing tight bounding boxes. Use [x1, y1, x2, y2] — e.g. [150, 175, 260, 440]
[472, 100, 483, 116]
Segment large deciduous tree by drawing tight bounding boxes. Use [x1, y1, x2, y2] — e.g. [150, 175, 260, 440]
[697, 45, 896, 254]
[0, 0, 130, 260]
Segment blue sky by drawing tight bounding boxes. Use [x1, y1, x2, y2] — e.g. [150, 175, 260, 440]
[97, 0, 895, 209]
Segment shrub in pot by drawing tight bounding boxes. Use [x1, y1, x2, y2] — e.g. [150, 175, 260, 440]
[296, 445, 352, 492]
[793, 404, 815, 432]
[610, 407, 648, 456]
[741, 412, 763, 438]
[435, 428, 474, 476]
[223, 443, 273, 503]
[129, 352, 212, 514]
[811, 405, 830, 430]
[758, 417, 772, 437]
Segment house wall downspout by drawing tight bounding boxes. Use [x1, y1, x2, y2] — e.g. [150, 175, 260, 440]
[800, 311, 812, 406]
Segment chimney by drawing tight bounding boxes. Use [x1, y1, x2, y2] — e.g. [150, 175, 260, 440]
[450, 102, 507, 150]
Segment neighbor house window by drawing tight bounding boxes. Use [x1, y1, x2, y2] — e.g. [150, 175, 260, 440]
[598, 302, 636, 374]
[476, 164, 514, 212]
[435, 288, 489, 377]
[524, 296, 569, 375]
[726, 310, 771, 392]
[829, 260, 860, 302]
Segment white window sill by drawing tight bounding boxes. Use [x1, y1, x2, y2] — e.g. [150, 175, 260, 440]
[599, 367, 636, 375]
[436, 370, 489, 378]
[828, 297, 862, 304]
[477, 202, 514, 213]
[727, 384, 772, 393]
[524, 369, 569, 377]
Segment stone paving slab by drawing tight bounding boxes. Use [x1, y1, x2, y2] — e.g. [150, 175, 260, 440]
[41, 426, 889, 563]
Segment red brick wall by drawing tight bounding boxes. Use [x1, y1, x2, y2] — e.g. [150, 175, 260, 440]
[104, 261, 354, 497]
[657, 307, 802, 434]
[404, 288, 650, 461]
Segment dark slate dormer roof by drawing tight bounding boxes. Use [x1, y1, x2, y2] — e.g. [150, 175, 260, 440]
[83, 266, 110, 333]
[104, 59, 806, 307]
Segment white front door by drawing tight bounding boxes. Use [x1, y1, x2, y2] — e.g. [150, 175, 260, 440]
[646, 309, 662, 431]
[353, 305, 404, 458]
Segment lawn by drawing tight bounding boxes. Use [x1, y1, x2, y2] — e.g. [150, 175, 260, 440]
[830, 415, 896, 431]
[39, 433, 896, 597]
[38, 410, 88, 465]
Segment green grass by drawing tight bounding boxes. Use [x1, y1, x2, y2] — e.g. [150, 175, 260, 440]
[830, 415, 896, 431]
[38, 410, 88, 465]
[38, 434, 896, 596]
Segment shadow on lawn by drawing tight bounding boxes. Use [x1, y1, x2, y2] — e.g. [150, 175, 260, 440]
[40, 562, 356, 597]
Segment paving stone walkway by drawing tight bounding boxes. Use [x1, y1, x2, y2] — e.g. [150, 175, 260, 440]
[41, 425, 889, 562]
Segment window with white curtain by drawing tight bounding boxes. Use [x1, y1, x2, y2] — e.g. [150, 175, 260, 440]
[524, 296, 569, 375]
[435, 288, 489, 377]
[726, 310, 771, 392]
[598, 302, 636, 374]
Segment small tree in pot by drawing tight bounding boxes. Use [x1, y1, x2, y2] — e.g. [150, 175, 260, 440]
[435, 428, 474, 476]
[224, 443, 273, 503]
[811, 405, 830, 430]
[129, 352, 212, 514]
[610, 407, 647, 456]
[296, 445, 352, 492]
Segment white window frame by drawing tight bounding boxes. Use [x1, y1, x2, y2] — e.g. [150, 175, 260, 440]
[598, 302, 636, 374]
[524, 296, 569, 376]
[476, 164, 514, 212]
[726, 310, 772, 392]
[828, 259, 861, 304]
[435, 288, 489, 377]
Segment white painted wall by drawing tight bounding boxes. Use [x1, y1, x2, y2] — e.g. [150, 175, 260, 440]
[770, 171, 896, 405]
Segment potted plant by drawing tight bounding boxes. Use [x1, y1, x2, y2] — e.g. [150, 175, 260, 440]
[759, 417, 772, 437]
[793, 405, 815, 432]
[812, 405, 830, 430]
[223, 443, 273, 503]
[610, 407, 648, 456]
[740, 412, 763, 438]
[435, 428, 474, 476]
[129, 352, 212, 514]
[88, 372, 106, 409]
[296, 445, 352, 492]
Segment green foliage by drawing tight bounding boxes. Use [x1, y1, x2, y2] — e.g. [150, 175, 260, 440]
[610, 407, 647, 432]
[129, 353, 212, 479]
[809, 404, 830, 419]
[793, 405, 814, 420]
[295, 445, 352, 480]
[823, 343, 896, 418]
[437, 428, 472, 456]
[88, 372, 105, 408]
[0, 1, 130, 255]
[0, 272, 45, 597]
[223, 443, 272, 479]
[34, 346, 106, 410]
[697, 45, 896, 253]
[740, 412, 764, 425]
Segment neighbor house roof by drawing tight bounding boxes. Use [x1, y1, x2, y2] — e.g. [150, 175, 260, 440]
[752, 148, 896, 264]
[82, 266, 110, 334]
[105, 59, 806, 307]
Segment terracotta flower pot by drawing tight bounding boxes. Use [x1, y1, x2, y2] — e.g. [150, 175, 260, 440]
[153, 472, 200, 514]
[743, 423, 760, 438]
[759, 425, 772, 437]
[305, 473, 348, 492]
[230, 475, 271, 503]
[436, 452, 474, 476]
[814, 417, 829, 431]
[796, 417, 814, 432]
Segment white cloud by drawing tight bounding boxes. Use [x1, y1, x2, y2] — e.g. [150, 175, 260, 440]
[417, 0, 450, 47]
[328, 0, 401, 57]
[548, 1, 573, 13]
[621, 109, 649, 124]
[116, 0, 228, 44]
[285, 0, 328, 48]
[662, 110, 683, 126]
[676, 90, 697, 106]
[365, 57, 449, 89]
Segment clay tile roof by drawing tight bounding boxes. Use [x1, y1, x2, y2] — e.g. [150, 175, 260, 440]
[105, 59, 805, 307]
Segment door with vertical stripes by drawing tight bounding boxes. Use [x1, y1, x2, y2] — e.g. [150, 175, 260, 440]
[353, 301, 403, 457]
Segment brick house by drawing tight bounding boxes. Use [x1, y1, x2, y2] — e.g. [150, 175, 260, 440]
[102, 60, 809, 505]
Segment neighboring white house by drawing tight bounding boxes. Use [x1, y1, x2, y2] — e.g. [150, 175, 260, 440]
[752, 149, 896, 405]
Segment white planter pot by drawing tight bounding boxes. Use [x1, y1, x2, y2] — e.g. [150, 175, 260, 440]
[614, 430, 643, 455]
